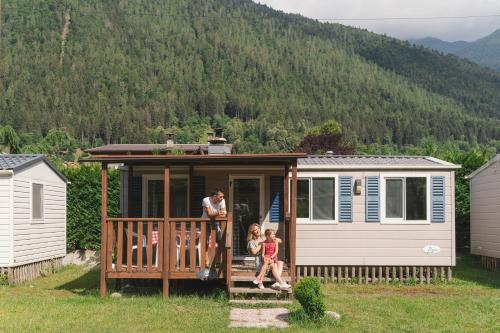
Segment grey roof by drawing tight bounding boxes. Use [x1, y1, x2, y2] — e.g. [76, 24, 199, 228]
[0, 154, 68, 182]
[298, 155, 459, 169]
[466, 154, 500, 179]
[86, 143, 233, 154]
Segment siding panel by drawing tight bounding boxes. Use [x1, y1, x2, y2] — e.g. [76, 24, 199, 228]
[0, 177, 11, 266]
[296, 170, 455, 266]
[12, 162, 67, 266]
[470, 161, 500, 258]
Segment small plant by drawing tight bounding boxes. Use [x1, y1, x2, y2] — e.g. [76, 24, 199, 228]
[0, 273, 8, 286]
[294, 277, 326, 320]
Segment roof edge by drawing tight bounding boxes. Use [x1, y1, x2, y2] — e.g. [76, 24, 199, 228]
[10, 155, 68, 183]
[466, 154, 500, 179]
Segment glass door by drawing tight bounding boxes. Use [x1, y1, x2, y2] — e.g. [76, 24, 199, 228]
[231, 177, 263, 257]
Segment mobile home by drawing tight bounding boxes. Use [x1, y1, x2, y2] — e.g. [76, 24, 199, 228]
[0, 155, 67, 284]
[467, 155, 500, 271]
[85, 134, 459, 297]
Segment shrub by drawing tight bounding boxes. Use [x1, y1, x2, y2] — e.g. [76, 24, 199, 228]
[294, 277, 326, 320]
[62, 164, 120, 251]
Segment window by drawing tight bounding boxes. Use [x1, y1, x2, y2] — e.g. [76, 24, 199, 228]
[297, 179, 310, 218]
[32, 183, 44, 220]
[383, 177, 427, 222]
[170, 178, 188, 218]
[296, 177, 336, 222]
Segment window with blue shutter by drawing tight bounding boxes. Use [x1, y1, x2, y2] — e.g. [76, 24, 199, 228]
[269, 176, 284, 222]
[339, 176, 353, 222]
[431, 176, 445, 223]
[365, 176, 380, 222]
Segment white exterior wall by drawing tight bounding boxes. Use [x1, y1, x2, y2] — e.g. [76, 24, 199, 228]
[296, 170, 456, 266]
[0, 176, 12, 266]
[12, 161, 66, 266]
[470, 161, 500, 259]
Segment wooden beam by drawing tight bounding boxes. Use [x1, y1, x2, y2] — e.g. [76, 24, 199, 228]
[290, 161, 298, 285]
[100, 163, 108, 297]
[127, 164, 133, 217]
[162, 165, 170, 298]
[188, 164, 193, 215]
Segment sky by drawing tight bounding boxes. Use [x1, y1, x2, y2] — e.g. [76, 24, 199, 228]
[254, 0, 500, 41]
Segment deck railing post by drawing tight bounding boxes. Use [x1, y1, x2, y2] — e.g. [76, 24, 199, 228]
[290, 161, 298, 286]
[100, 163, 108, 297]
[225, 212, 233, 291]
[163, 164, 170, 298]
[284, 164, 290, 265]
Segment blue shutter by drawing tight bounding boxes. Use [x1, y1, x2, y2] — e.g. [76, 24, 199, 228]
[365, 176, 380, 222]
[431, 176, 445, 223]
[269, 176, 284, 222]
[339, 176, 353, 222]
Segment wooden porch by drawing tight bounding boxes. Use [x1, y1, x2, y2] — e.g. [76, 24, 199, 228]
[93, 154, 303, 298]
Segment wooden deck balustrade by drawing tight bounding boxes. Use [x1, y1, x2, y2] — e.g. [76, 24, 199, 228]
[104, 215, 233, 281]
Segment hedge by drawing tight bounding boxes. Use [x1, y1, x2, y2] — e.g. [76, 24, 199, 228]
[62, 165, 120, 251]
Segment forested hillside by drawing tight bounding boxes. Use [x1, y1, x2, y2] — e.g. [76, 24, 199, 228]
[413, 30, 500, 72]
[1, 0, 499, 152]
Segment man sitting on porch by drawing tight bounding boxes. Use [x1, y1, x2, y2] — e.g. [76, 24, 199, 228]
[198, 189, 226, 280]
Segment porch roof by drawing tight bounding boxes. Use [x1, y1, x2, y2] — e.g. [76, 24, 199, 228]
[82, 153, 306, 165]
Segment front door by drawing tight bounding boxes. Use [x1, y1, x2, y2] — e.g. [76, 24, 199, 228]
[230, 176, 264, 257]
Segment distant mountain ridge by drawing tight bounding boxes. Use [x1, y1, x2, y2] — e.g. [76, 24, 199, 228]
[412, 29, 500, 71]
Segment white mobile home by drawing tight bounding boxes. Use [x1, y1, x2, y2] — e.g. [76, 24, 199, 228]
[467, 155, 500, 271]
[85, 133, 460, 298]
[296, 155, 459, 281]
[0, 155, 67, 284]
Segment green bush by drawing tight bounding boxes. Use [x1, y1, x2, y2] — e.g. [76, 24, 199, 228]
[62, 164, 120, 251]
[294, 277, 326, 320]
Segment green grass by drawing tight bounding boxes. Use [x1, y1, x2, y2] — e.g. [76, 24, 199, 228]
[0, 254, 498, 333]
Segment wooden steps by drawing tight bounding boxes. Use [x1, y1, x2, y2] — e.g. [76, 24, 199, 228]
[229, 287, 292, 295]
[229, 300, 293, 305]
[231, 275, 291, 282]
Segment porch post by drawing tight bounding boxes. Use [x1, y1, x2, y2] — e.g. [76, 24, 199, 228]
[163, 164, 171, 298]
[290, 160, 298, 285]
[188, 164, 193, 215]
[100, 163, 108, 297]
[284, 164, 290, 266]
[127, 164, 133, 217]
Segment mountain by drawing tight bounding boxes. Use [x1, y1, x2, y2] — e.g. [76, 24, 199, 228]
[1, 0, 500, 152]
[413, 29, 500, 71]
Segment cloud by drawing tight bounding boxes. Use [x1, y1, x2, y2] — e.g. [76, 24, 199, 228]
[254, 0, 500, 41]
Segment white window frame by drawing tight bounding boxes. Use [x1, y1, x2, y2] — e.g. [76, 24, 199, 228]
[380, 173, 431, 225]
[295, 172, 339, 225]
[141, 174, 190, 217]
[30, 181, 45, 223]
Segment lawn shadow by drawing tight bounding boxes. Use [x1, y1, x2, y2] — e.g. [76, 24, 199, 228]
[56, 266, 100, 296]
[453, 252, 500, 289]
[55, 266, 227, 299]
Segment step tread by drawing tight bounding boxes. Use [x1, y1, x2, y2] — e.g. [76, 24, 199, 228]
[231, 276, 291, 282]
[229, 300, 293, 305]
[229, 287, 292, 294]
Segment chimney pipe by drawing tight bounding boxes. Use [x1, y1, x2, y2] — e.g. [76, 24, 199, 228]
[166, 132, 175, 146]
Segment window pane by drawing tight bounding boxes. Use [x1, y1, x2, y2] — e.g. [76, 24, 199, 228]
[313, 178, 335, 220]
[297, 179, 310, 218]
[148, 180, 164, 218]
[32, 183, 43, 220]
[406, 177, 427, 220]
[171, 179, 188, 218]
[386, 179, 403, 218]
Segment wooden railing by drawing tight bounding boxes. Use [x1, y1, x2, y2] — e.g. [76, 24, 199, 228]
[168, 215, 231, 279]
[104, 213, 235, 282]
[106, 218, 164, 279]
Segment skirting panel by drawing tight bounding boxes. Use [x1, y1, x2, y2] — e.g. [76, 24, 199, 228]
[0, 257, 63, 285]
[480, 255, 499, 272]
[297, 265, 453, 284]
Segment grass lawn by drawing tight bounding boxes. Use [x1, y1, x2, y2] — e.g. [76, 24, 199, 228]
[1, 254, 498, 333]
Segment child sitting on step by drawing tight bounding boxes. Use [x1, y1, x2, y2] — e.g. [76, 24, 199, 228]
[253, 229, 291, 291]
